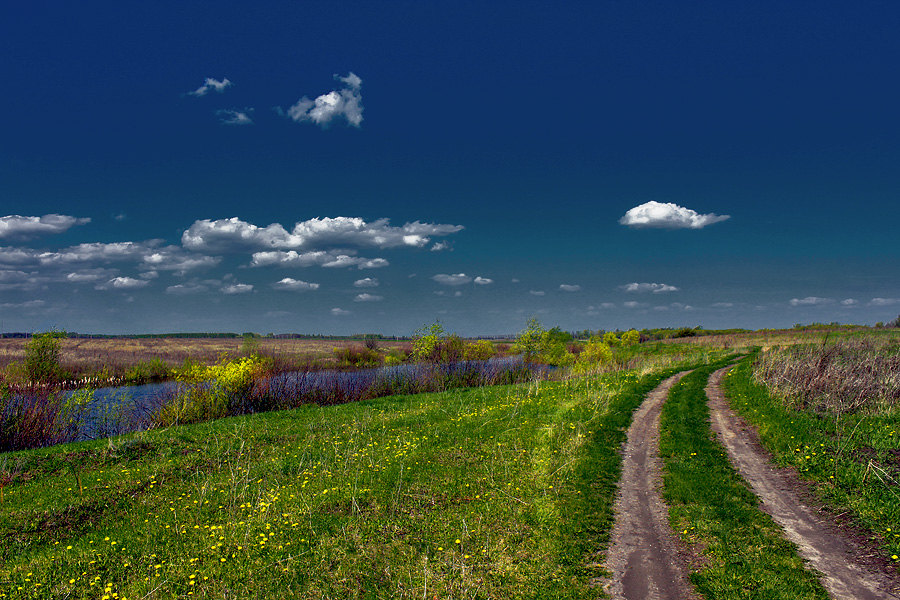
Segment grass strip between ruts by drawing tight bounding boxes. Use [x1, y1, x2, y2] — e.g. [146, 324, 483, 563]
[659, 360, 830, 600]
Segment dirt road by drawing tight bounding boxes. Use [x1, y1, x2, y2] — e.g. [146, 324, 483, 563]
[706, 366, 900, 600]
[603, 372, 701, 600]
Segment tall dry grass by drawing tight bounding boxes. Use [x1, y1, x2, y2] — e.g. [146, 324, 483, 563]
[753, 336, 900, 414]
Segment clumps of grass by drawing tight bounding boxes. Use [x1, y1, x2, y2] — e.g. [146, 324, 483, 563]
[724, 356, 900, 570]
[753, 337, 900, 414]
[659, 362, 830, 599]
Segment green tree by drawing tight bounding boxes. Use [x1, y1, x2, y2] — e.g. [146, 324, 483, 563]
[621, 329, 641, 346]
[513, 317, 547, 361]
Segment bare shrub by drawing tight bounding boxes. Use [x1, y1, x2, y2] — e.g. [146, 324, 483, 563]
[753, 337, 900, 414]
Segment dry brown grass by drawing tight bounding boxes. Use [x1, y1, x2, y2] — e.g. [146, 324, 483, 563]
[0, 337, 412, 379]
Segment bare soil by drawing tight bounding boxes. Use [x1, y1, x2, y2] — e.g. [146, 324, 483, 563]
[602, 372, 702, 600]
[706, 366, 900, 600]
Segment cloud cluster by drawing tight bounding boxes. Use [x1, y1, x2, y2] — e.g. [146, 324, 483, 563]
[0, 214, 90, 240]
[287, 73, 363, 128]
[621, 282, 679, 293]
[183, 217, 462, 254]
[188, 77, 232, 97]
[620, 201, 729, 229]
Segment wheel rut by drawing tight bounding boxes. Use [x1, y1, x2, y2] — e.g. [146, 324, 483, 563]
[603, 371, 701, 600]
[706, 365, 900, 600]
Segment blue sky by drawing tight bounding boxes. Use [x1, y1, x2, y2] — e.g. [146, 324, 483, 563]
[1, 1, 899, 336]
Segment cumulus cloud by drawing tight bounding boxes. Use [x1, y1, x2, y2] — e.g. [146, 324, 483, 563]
[183, 216, 462, 254]
[0, 214, 91, 240]
[222, 283, 254, 294]
[559, 284, 581, 292]
[621, 282, 679, 294]
[188, 77, 232, 96]
[272, 278, 320, 291]
[286, 72, 363, 128]
[65, 268, 119, 283]
[790, 296, 834, 306]
[354, 293, 383, 302]
[353, 277, 379, 288]
[619, 201, 729, 229]
[474, 277, 493, 285]
[331, 307, 352, 316]
[431, 241, 451, 252]
[251, 250, 388, 270]
[141, 248, 220, 275]
[216, 108, 254, 125]
[432, 273, 472, 286]
[97, 276, 150, 290]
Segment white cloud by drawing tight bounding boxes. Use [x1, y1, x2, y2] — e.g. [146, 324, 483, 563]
[870, 298, 900, 307]
[272, 278, 320, 291]
[65, 268, 118, 283]
[559, 284, 581, 292]
[623, 301, 643, 308]
[621, 282, 679, 294]
[431, 241, 451, 252]
[588, 303, 616, 310]
[790, 296, 833, 306]
[165, 283, 209, 295]
[353, 277, 379, 288]
[0, 299, 45, 309]
[619, 201, 729, 229]
[331, 307, 352, 316]
[141, 248, 220, 275]
[474, 277, 493, 285]
[841, 298, 859, 306]
[712, 302, 734, 308]
[188, 77, 232, 97]
[216, 108, 254, 125]
[222, 283, 254, 295]
[354, 293, 383, 302]
[435, 290, 463, 297]
[286, 72, 363, 128]
[97, 276, 150, 290]
[183, 216, 462, 253]
[250, 250, 388, 270]
[0, 214, 90, 240]
[529, 290, 545, 296]
[432, 273, 472, 286]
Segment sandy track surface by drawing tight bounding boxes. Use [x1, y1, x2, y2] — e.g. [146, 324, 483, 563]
[603, 372, 701, 600]
[706, 366, 900, 600]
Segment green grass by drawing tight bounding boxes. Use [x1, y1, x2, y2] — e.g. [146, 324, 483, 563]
[0, 361, 712, 600]
[659, 361, 830, 600]
[722, 356, 900, 567]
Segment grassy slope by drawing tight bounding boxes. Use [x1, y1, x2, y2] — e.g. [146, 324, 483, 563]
[1, 366, 691, 600]
[722, 357, 900, 567]
[659, 362, 830, 600]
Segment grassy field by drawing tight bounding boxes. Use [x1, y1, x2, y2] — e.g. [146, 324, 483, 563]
[0, 340, 733, 599]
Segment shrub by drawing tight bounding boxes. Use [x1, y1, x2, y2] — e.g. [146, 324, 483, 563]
[333, 345, 382, 368]
[24, 331, 66, 384]
[621, 329, 641, 346]
[603, 332, 621, 347]
[411, 323, 467, 363]
[464, 340, 496, 360]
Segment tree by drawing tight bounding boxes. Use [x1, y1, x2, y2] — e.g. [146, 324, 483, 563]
[887, 314, 900, 328]
[621, 329, 641, 346]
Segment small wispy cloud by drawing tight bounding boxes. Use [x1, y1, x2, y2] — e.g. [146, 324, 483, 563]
[96, 276, 150, 290]
[354, 293, 383, 302]
[559, 284, 581, 292]
[474, 277, 493, 285]
[431, 241, 451, 252]
[353, 278, 379, 288]
[331, 307, 352, 316]
[217, 108, 254, 125]
[286, 72, 363, 128]
[870, 297, 900, 307]
[272, 278, 320, 291]
[529, 290, 545, 296]
[789, 296, 833, 306]
[188, 77, 232, 97]
[222, 283, 254, 294]
[432, 273, 472, 286]
[841, 298, 859, 306]
[621, 282, 679, 294]
[620, 201, 729, 229]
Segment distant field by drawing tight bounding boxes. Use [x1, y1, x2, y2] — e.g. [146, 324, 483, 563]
[0, 337, 415, 377]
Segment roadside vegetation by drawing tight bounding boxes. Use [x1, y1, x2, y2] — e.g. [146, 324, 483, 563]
[723, 338, 900, 568]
